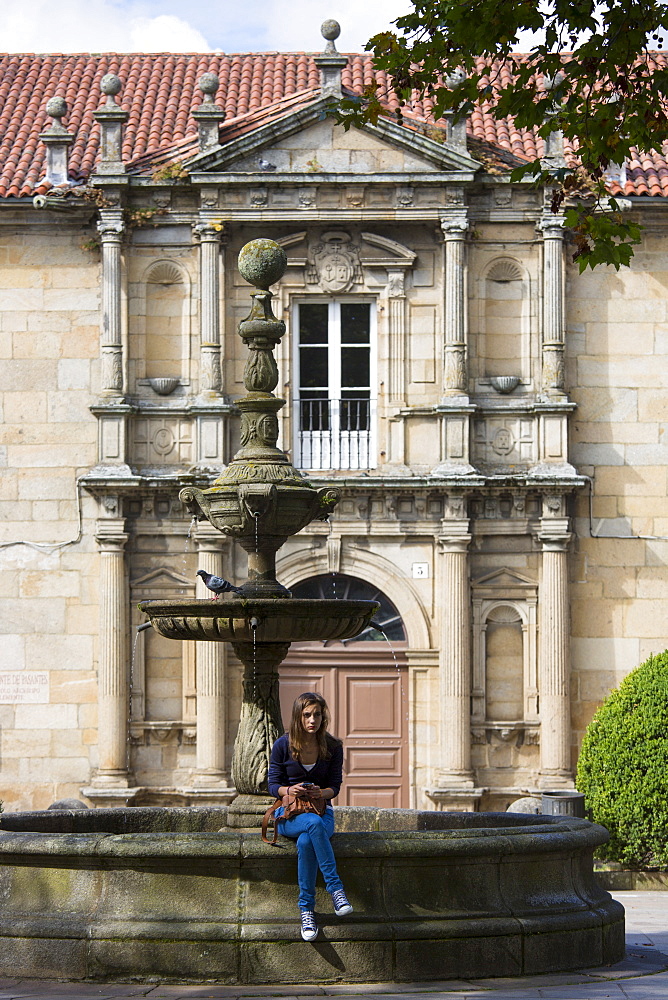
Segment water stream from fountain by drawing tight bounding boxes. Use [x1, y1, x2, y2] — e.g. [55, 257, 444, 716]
[128, 630, 141, 769]
[179, 515, 197, 593]
[327, 515, 337, 599]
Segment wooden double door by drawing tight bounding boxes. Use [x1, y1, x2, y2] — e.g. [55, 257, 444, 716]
[278, 644, 408, 807]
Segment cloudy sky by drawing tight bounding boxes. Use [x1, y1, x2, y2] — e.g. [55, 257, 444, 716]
[3, 0, 411, 53]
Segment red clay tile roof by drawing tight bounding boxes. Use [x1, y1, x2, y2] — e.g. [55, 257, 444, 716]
[1, 51, 667, 198]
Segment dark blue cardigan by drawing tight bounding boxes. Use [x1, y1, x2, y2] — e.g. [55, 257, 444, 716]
[268, 733, 343, 799]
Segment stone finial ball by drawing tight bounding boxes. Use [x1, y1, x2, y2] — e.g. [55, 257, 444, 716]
[321, 19, 341, 41]
[199, 72, 220, 95]
[238, 239, 287, 290]
[101, 73, 122, 96]
[46, 96, 67, 119]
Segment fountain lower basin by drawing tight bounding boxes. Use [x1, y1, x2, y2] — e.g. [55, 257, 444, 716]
[0, 807, 624, 983]
[138, 598, 380, 643]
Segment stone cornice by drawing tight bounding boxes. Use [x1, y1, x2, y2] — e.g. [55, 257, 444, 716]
[306, 474, 586, 492]
[189, 171, 476, 187]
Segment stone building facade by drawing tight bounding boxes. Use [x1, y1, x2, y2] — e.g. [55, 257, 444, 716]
[1, 31, 666, 811]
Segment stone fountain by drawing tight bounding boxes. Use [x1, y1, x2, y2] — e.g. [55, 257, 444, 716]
[138, 239, 379, 824]
[0, 239, 625, 983]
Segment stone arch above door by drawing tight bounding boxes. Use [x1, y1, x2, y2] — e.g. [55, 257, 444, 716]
[290, 573, 406, 643]
[277, 547, 431, 648]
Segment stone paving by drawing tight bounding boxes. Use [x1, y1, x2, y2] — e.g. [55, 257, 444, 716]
[0, 892, 665, 1000]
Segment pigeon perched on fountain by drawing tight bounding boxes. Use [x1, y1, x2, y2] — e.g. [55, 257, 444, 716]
[197, 569, 243, 599]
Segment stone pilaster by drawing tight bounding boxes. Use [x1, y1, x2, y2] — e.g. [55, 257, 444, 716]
[441, 212, 469, 397]
[97, 209, 125, 397]
[537, 508, 573, 786]
[539, 216, 566, 396]
[92, 518, 131, 787]
[436, 517, 474, 784]
[194, 523, 233, 787]
[194, 221, 223, 397]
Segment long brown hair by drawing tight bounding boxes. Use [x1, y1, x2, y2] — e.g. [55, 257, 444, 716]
[288, 691, 338, 761]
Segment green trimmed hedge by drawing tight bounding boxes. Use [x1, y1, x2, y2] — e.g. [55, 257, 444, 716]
[576, 651, 668, 868]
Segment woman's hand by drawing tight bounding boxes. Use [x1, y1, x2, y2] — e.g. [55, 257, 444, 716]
[291, 782, 318, 797]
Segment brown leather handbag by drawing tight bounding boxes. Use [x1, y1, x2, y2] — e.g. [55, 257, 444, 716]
[261, 786, 327, 844]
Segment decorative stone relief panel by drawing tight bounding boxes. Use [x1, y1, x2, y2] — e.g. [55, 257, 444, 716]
[133, 416, 194, 467]
[473, 415, 536, 468]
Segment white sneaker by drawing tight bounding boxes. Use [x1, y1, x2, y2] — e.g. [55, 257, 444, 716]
[331, 888, 353, 916]
[300, 909, 318, 941]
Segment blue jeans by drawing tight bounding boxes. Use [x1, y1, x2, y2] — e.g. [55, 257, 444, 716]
[275, 805, 343, 910]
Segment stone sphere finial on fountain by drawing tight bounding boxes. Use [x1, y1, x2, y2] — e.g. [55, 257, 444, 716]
[238, 238, 287, 291]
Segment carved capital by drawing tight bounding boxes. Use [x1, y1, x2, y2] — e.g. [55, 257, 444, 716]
[95, 516, 128, 552]
[97, 214, 125, 243]
[536, 514, 571, 550]
[537, 215, 565, 240]
[193, 221, 222, 244]
[387, 268, 406, 298]
[440, 215, 469, 240]
[437, 519, 471, 553]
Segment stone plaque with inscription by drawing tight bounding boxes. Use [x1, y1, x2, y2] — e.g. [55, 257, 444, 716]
[0, 671, 49, 704]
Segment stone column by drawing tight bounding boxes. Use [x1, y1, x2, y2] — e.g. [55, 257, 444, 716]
[194, 523, 232, 786]
[195, 221, 223, 397]
[435, 516, 475, 787]
[441, 212, 469, 397]
[539, 216, 566, 396]
[97, 209, 125, 397]
[93, 518, 131, 786]
[537, 512, 573, 785]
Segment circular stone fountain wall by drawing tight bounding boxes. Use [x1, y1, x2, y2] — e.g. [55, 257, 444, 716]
[0, 807, 624, 983]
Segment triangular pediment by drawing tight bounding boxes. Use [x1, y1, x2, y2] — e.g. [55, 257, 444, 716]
[472, 567, 536, 589]
[187, 95, 480, 177]
[131, 567, 192, 590]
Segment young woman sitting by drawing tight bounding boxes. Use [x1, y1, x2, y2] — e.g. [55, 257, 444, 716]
[267, 691, 353, 941]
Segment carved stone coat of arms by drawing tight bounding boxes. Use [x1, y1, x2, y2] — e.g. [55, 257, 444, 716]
[307, 231, 363, 293]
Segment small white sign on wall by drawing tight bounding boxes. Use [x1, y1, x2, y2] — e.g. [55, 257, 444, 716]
[412, 562, 429, 579]
[0, 671, 50, 704]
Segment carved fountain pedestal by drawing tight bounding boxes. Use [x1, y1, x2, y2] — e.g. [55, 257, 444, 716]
[139, 239, 379, 823]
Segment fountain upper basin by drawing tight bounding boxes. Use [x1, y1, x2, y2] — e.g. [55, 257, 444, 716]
[138, 597, 380, 643]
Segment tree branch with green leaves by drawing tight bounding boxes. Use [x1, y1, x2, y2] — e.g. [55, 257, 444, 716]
[333, 0, 667, 270]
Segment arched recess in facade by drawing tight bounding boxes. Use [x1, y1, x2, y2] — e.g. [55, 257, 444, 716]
[277, 547, 432, 649]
